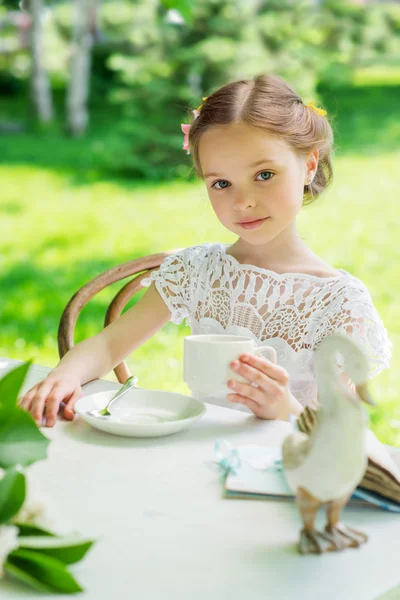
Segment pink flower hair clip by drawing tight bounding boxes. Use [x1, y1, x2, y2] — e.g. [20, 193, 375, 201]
[181, 97, 207, 155]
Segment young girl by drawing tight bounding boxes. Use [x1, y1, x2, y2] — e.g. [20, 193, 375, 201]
[20, 73, 392, 427]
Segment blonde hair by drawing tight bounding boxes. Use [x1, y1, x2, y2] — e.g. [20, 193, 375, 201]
[188, 74, 334, 206]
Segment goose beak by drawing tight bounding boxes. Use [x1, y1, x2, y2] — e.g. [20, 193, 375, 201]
[356, 383, 376, 406]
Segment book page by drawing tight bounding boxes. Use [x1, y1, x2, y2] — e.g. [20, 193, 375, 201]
[366, 430, 400, 482]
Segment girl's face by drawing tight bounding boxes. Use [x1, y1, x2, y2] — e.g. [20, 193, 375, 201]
[198, 122, 318, 245]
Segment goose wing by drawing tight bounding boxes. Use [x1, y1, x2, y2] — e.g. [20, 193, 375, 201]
[282, 431, 311, 470]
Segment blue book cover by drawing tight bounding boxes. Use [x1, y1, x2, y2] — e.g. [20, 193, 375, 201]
[217, 442, 400, 513]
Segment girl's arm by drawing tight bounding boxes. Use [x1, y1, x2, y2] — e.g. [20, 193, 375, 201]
[53, 282, 171, 384]
[20, 282, 171, 426]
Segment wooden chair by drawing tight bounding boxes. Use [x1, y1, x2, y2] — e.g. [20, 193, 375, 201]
[58, 250, 180, 384]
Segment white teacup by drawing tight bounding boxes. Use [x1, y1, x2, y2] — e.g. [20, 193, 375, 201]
[183, 334, 277, 398]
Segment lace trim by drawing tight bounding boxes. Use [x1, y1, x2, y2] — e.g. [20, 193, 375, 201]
[141, 243, 392, 406]
[221, 243, 349, 282]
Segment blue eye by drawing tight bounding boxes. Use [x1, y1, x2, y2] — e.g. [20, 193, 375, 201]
[213, 180, 231, 190]
[256, 171, 273, 181]
[211, 171, 273, 189]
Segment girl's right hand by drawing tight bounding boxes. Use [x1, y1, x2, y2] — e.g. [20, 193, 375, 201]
[17, 281, 172, 429]
[19, 375, 83, 428]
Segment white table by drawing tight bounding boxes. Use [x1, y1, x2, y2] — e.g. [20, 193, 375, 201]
[0, 358, 399, 600]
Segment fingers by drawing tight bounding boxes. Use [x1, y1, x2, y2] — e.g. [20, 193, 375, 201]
[227, 377, 281, 406]
[227, 353, 289, 419]
[228, 377, 261, 404]
[44, 385, 66, 427]
[18, 379, 81, 428]
[63, 387, 82, 421]
[227, 393, 261, 416]
[19, 381, 54, 425]
[31, 384, 62, 427]
[231, 354, 289, 386]
[229, 361, 268, 392]
[19, 390, 34, 411]
[43, 382, 81, 427]
[19, 383, 47, 411]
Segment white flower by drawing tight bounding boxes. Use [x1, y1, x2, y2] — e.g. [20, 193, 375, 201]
[11, 472, 48, 528]
[0, 525, 19, 578]
[12, 497, 47, 526]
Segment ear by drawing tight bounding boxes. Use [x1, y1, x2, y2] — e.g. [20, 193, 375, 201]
[305, 148, 319, 178]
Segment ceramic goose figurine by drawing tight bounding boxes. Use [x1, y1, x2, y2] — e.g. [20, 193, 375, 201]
[282, 332, 375, 554]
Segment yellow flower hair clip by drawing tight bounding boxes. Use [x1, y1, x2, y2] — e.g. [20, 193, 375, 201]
[306, 101, 327, 117]
[196, 97, 208, 113]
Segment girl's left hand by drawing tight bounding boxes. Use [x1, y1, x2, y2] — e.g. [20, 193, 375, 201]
[227, 353, 303, 421]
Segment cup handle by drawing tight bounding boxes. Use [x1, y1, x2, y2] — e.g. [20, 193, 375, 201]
[254, 345, 277, 365]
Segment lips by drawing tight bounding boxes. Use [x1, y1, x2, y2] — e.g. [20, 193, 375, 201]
[237, 217, 270, 230]
[238, 218, 266, 224]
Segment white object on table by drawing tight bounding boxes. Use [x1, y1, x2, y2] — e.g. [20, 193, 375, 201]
[183, 334, 277, 401]
[75, 389, 206, 437]
[0, 358, 400, 600]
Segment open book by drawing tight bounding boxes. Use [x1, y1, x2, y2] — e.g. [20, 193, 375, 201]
[298, 406, 400, 506]
[221, 407, 400, 512]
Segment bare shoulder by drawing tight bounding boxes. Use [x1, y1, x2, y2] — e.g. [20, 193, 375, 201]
[226, 243, 343, 279]
[280, 259, 342, 279]
[292, 254, 342, 279]
[302, 263, 342, 279]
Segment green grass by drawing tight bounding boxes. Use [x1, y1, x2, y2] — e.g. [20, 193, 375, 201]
[353, 65, 400, 87]
[0, 84, 399, 445]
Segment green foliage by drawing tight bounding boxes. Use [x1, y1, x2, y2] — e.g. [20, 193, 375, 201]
[0, 362, 31, 418]
[16, 536, 94, 565]
[0, 362, 50, 470]
[0, 365, 95, 593]
[2, 0, 399, 178]
[101, 0, 324, 178]
[0, 409, 50, 469]
[14, 523, 56, 537]
[0, 468, 26, 524]
[96, 0, 400, 178]
[161, 0, 193, 22]
[3, 561, 56, 594]
[5, 549, 83, 594]
[0, 83, 399, 446]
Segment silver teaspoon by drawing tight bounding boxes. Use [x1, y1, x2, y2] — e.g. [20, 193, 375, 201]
[87, 375, 139, 418]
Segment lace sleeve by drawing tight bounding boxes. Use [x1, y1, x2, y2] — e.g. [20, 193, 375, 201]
[141, 250, 192, 325]
[312, 281, 392, 380]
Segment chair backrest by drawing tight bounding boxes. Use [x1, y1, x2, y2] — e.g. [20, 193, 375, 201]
[58, 250, 179, 383]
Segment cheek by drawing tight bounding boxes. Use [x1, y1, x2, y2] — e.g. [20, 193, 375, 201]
[209, 195, 228, 218]
[274, 176, 303, 209]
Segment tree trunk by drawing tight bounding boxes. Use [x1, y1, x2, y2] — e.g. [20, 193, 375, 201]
[66, 0, 98, 137]
[29, 0, 53, 124]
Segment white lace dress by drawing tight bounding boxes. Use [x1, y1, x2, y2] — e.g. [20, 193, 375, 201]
[141, 243, 392, 411]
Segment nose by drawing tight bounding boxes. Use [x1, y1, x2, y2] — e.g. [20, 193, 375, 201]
[233, 191, 256, 211]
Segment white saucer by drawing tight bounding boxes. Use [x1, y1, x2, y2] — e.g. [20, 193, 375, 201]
[74, 389, 206, 438]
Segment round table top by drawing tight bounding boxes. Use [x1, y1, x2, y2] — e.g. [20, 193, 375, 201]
[1, 359, 399, 600]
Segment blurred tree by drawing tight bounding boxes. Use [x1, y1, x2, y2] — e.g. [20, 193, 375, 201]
[66, 0, 189, 136]
[1, 0, 399, 176]
[0, 8, 30, 98]
[101, 0, 325, 178]
[66, 0, 99, 136]
[316, 0, 400, 88]
[22, 0, 53, 124]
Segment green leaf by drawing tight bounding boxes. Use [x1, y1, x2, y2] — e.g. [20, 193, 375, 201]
[17, 535, 94, 564]
[15, 522, 56, 537]
[0, 468, 26, 524]
[0, 408, 50, 469]
[3, 561, 55, 594]
[0, 362, 31, 418]
[6, 548, 83, 594]
[161, 0, 192, 22]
